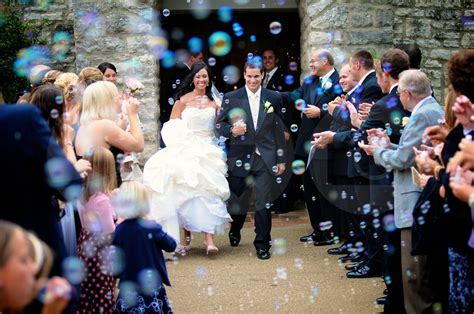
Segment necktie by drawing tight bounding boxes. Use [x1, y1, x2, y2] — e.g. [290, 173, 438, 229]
[250, 93, 259, 129]
[263, 73, 270, 88]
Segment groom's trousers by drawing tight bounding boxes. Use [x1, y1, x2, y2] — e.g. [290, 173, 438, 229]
[228, 154, 273, 251]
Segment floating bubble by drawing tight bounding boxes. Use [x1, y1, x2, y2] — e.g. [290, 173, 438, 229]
[162, 8, 170, 17]
[289, 61, 298, 71]
[281, 107, 287, 113]
[443, 203, 450, 213]
[362, 204, 371, 215]
[168, 98, 174, 105]
[207, 284, 214, 296]
[304, 141, 313, 154]
[235, 160, 243, 167]
[304, 75, 313, 85]
[390, 111, 402, 125]
[45, 158, 73, 189]
[119, 281, 139, 307]
[285, 74, 294, 85]
[273, 238, 287, 256]
[276, 177, 283, 184]
[52, 31, 72, 61]
[148, 28, 169, 60]
[277, 149, 284, 157]
[50, 109, 59, 119]
[319, 220, 333, 231]
[355, 241, 365, 253]
[295, 99, 307, 111]
[290, 124, 299, 133]
[373, 218, 381, 229]
[217, 5, 233, 23]
[138, 269, 159, 296]
[269, 21, 282, 35]
[333, 84, 343, 95]
[160, 50, 176, 69]
[250, 34, 257, 42]
[382, 62, 392, 73]
[360, 221, 367, 229]
[417, 216, 425, 225]
[209, 31, 232, 56]
[222, 65, 240, 84]
[354, 152, 362, 163]
[170, 28, 184, 41]
[346, 151, 352, 158]
[190, 0, 211, 20]
[276, 267, 288, 280]
[195, 266, 207, 279]
[232, 22, 244, 37]
[247, 53, 254, 60]
[62, 257, 85, 285]
[244, 163, 251, 171]
[188, 36, 203, 54]
[265, 203, 272, 209]
[294, 257, 304, 269]
[208, 57, 216, 66]
[386, 96, 398, 109]
[291, 160, 305, 175]
[228, 107, 246, 124]
[341, 190, 347, 199]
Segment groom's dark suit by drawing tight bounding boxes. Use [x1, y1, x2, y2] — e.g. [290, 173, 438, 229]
[216, 87, 286, 251]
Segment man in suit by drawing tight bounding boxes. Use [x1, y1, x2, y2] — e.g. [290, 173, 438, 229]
[0, 104, 82, 275]
[262, 48, 301, 215]
[312, 50, 383, 250]
[359, 69, 443, 313]
[284, 49, 340, 245]
[216, 61, 286, 260]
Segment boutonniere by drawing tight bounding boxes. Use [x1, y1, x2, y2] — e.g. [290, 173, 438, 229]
[322, 80, 332, 90]
[264, 100, 274, 113]
[402, 116, 409, 127]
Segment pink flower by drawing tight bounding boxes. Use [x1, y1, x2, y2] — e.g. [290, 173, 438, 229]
[125, 78, 144, 93]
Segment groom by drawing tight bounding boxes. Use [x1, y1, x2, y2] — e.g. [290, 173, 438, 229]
[216, 60, 286, 260]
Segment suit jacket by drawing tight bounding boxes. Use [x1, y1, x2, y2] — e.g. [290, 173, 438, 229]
[373, 96, 444, 228]
[332, 71, 384, 177]
[265, 68, 300, 141]
[285, 70, 340, 157]
[216, 87, 286, 177]
[113, 218, 177, 287]
[0, 104, 82, 271]
[355, 87, 410, 179]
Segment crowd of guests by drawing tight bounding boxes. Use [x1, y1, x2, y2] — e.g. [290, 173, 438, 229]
[0, 44, 473, 314]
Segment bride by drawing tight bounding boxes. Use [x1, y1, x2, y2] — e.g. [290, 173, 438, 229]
[143, 61, 231, 254]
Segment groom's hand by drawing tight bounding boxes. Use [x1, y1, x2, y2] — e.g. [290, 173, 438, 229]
[231, 120, 247, 137]
[275, 163, 286, 176]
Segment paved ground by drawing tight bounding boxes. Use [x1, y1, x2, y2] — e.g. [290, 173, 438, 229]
[166, 210, 384, 313]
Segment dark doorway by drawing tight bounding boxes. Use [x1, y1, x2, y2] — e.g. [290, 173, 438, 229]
[158, 7, 301, 125]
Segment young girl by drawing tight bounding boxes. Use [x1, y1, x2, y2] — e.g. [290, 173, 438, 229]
[76, 147, 117, 313]
[112, 181, 177, 313]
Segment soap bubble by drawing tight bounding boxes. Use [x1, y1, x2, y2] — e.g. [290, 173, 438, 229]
[188, 36, 203, 54]
[222, 65, 240, 84]
[162, 8, 170, 17]
[295, 99, 307, 111]
[209, 31, 232, 56]
[217, 5, 233, 23]
[269, 21, 282, 35]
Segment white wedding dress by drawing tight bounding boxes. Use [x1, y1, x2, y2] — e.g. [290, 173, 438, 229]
[143, 107, 231, 242]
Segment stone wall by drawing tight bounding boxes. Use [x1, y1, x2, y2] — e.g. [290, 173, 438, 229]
[392, 0, 474, 101]
[24, 0, 160, 163]
[300, 0, 474, 101]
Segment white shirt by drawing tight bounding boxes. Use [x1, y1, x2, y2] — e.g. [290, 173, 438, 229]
[357, 69, 375, 86]
[245, 85, 262, 155]
[411, 95, 433, 116]
[320, 68, 335, 87]
[389, 83, 398, 94]
[245, 85, 262, 129]
[264, 67, 278, 88]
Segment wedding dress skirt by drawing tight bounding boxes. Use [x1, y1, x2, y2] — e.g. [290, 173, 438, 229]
[143, 107, 231, 239]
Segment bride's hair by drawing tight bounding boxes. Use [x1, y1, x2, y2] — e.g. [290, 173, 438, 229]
[174, 61, 214, 101]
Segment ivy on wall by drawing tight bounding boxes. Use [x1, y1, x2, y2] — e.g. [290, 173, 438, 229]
[0, 1, 44, 103]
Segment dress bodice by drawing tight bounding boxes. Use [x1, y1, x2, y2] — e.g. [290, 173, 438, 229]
[181, 107, 215, 135]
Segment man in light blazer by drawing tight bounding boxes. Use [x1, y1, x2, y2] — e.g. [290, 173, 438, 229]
[359, 69, 443, 313]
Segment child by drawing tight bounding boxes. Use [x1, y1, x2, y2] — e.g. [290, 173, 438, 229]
[112, 181, 177, 313]
[76, 147, 117, 313]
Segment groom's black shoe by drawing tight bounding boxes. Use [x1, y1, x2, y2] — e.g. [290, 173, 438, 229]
[256, 248, 271, 260]
[327, 243, 349, 255]
[229, 232, 241, 247]
[299, 232, 317, 242]
[313, 233, 335, 246]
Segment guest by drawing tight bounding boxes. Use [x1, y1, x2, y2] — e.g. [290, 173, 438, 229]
[78, 67, 103, 91]
[283, 49, 340, 245]
[76, 147, 117, 313]
[75, 81, 144, 186]
[41, 70, 63, 85]
[113, 181, 177, 313]
[54, 72, 80, 126]
[98, 62, 118, 85]
[0, 104, 82, 275]
[0, 220, 71, 314]
[359, 69, 444, 313]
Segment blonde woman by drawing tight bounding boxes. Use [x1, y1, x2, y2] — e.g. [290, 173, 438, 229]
[54, 72, 80, 126]
[75, 81, 144, 186]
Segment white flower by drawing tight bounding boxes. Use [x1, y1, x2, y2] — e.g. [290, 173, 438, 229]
[264, 100, 273, 113]
[402, 116, 409, 127]
[322, 80, 333, 90]
[267, 107, 274, 113]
